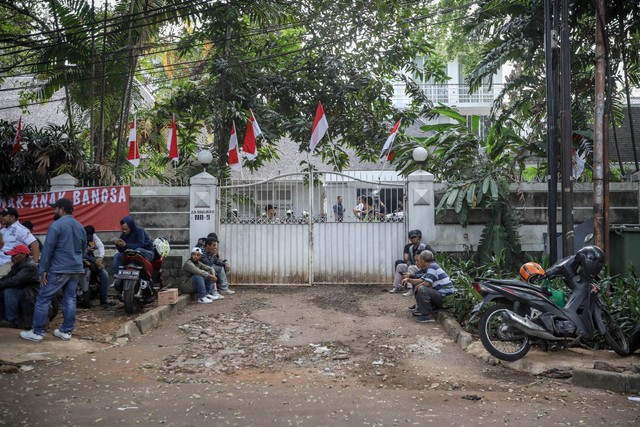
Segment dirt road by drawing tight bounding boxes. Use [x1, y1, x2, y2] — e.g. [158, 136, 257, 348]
[1, 285, 638, 426]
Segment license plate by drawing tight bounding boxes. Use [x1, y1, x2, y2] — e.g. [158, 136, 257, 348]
[114, 269, 140, 280]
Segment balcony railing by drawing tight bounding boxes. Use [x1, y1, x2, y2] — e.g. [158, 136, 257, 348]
[392, 82, 502, 107]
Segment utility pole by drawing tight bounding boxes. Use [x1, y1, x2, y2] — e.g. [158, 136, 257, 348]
[560, 0, 574, 256]
[544, 0, 559, 262]
[593, 0, 607, 251]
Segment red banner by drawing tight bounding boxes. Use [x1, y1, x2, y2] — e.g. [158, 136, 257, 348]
[0, 186, 130, 234]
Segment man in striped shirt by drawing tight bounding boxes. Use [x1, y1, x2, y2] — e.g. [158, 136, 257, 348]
[410, 250, 454, 323]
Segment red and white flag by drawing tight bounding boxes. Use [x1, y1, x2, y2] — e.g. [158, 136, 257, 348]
[243, 108, 262, 160]
[12, 116, 22, 155]
[166, 114, 179, 162]
[228, 121, 241, 171]
[309, 102, 328, 151]
[126, 116, 140, 167]
[380, 118, 402, 159]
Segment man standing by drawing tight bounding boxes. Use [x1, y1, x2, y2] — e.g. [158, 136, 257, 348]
[20, 198, 86, 342]
[333, 196, 344, 222]
[0, 244, 39, 328]
[0, 208, 40, 278]
[202, 237, 235, 295]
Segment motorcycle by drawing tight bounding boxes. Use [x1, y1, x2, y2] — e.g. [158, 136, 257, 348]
[113, 237, 170, 314]
[77, 258, 102, 309]
[471, 246, 630, 362]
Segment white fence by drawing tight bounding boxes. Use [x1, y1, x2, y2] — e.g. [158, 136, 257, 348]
[217, 171, 406, 285]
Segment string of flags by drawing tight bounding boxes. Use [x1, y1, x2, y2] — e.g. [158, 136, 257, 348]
[10, 105, 404, 171]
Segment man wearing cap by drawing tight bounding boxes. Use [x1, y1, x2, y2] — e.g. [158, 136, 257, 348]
[20, 198, 86, 343]
[0, 244, 39, 328]
[178, 247, 223, 303]
[0, 207, 40, 278]
[389, 229, 433, 295]
[202, 237, 235, 295]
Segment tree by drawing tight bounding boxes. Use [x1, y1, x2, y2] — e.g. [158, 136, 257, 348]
[146, 0, 448, 181]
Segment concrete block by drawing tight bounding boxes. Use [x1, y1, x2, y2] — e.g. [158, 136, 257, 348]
[157, 305, 172, 321]
[115, 321, 142, 341]
[457, 331, 474, 350]
[572, 368, 640, 394]
[134, 311, 160, 334]
[173, 295, 190, 311]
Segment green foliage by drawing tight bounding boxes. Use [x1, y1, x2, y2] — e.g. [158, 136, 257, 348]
[0, 120, 86, 196]
[394, 106, 529, 265]
[599, 274, 640, 336]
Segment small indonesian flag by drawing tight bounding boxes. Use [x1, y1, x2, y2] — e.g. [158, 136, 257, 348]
[166, 114, 179, 162]
[127, 116, 140, 167]
[380, 118, 402, 159]
[12, 116, 22, 155]
[243, 108, 262, 160]
[309, 102, 328, 151]
[228, 121, 241, 171]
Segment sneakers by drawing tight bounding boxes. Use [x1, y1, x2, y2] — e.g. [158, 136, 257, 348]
[402, 288, 414, 296]
[219, 289, 235, 295]
[412, 310, 426, 316]
[198, 297, 213, 304]
[20, 329, 44, 342]
[54, 329, 72, 341]
[206, 292, 224, 300]
[408, 304, 417, 311]
[388, 288, 402, 293]
[415, 315, 436, 323]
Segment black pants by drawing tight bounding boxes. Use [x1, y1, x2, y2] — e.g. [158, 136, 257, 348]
[415, 286, 444, 315]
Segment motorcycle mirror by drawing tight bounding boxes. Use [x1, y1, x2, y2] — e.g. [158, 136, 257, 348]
[584, 233, 594, 244]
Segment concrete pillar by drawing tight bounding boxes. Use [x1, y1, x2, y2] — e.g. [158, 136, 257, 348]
[189, 171, 218, 249]
[407, 170, 435, 243]
[49, 173, 77, 192]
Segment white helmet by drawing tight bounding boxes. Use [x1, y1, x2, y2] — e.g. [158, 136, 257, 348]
[153, 237, 170, 258]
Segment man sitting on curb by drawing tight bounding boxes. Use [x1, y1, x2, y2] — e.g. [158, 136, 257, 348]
[178, 247, 224, 304]
[390, 229, 432, 295]
[402, 250, 454, 323]
[0, 244, 39, 328]
[202, 236, 235, 295]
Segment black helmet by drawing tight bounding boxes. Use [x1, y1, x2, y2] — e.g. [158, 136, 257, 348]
[575, 245, 605, 277]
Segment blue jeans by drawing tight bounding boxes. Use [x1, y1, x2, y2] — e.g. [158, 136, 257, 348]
[212, 265, 229, 290]
[0, 287, 24, 323]
[113, 249, 154, 273]
[191, 275, 213, 299]
[32, 272, 82, 335]
[96, 268, 109, 304]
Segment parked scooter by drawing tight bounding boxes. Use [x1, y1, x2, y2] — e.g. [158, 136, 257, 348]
[471, 246, 630, 362]
[113, 237, 170, 314]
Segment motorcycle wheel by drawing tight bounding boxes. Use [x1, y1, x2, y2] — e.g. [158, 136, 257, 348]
[123, 279, 137, 314]
[479, 303, 531, 362]
[596, 307, 630, 356]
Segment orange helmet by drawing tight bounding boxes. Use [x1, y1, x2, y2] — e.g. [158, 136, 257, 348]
[519, 262, 545, 283]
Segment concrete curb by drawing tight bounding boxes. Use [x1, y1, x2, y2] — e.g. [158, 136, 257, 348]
[114, 295, 190, 345]
[437, 311, 640, 394]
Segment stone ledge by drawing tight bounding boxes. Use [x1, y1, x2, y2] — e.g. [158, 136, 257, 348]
[113, 295, 191, 343]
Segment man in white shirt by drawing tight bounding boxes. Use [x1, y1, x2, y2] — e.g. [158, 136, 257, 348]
[0, 208, 40, 278]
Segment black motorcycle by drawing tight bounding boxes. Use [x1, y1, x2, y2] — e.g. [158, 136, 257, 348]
[113, 249, 165, 314]
[471, 246, 630, 362]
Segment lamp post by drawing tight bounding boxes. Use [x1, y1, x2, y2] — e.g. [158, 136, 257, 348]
[196, 149, 213, 172]
[412, 146, 428, 169]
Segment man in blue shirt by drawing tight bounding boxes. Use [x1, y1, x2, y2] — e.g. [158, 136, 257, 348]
[409, 250, 454, 323]
[333, 196, 344, 222]
[20, 198, 86, 342]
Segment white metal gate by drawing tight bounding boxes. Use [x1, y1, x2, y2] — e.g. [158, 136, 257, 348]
[217, 171, 406, 285]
